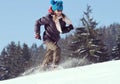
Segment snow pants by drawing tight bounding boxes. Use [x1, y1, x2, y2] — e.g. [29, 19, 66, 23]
[41, 41, 61, 66]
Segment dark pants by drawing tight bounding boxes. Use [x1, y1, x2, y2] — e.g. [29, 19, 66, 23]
[41, 41, 61, 67]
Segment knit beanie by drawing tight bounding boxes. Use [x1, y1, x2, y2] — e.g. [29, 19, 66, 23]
[50, 0, 63, 11]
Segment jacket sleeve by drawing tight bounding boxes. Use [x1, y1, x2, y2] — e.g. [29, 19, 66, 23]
[62, 16, 74, 34]
[34, 16, 49, 34]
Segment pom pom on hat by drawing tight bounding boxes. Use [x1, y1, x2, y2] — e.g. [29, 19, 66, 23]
[51, 0, 56, 5]
[50, 0, 63, 11]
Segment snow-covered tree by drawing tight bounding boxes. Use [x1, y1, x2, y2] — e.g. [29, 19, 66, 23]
[112, 35, 120, 60]
[0, 42, 32, 80]
[69, 5, 108, 63]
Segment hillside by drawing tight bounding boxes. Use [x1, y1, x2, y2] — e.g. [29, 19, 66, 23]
[0, 60, 120, 84]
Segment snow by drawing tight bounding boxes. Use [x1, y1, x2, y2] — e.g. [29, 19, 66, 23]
[0, 60, 120, 84]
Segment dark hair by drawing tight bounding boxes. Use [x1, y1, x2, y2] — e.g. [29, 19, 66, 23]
[62, 13, 65, 18]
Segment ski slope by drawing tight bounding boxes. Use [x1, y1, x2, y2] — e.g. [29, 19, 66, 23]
[0, 60, 120, 84]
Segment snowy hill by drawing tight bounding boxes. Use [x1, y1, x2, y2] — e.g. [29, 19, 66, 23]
[0, 60, 120, 84]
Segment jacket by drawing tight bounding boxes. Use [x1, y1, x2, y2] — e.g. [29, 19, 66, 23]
[35, 14, 73, 42]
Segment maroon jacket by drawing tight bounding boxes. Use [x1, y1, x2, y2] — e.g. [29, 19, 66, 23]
[35, 14, 73, 42]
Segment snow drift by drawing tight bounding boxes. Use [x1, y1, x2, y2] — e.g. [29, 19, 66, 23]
[0, 60, 120, 84]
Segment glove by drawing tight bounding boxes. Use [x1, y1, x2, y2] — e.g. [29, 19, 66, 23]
[35, 33, 41, 40]
[69, 24, 74, 30]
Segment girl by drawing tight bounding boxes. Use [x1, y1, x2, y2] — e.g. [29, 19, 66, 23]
[34, 0, 74, 68]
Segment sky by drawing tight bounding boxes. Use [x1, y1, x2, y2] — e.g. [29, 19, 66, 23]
[0, 0, 120, 52]
[1, 60, 120, 84]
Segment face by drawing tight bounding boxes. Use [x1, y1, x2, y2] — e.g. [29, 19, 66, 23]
[54, 10, 62, 17]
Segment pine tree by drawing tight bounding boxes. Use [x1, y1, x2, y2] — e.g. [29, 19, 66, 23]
[0, 42, 31, 80]
[0, 41, 18, 79]
[30, 43, 38, 66]
[0, 48, 9, 80]
[22, 43, 31, 61]
[69, 5, 108, 63]
[112, 35, 120, 60]
[30, 43, 46, 67]
[36, 44, 45, 66]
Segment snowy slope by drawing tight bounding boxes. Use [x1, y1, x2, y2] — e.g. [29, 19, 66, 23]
[0, 60, 120, 84]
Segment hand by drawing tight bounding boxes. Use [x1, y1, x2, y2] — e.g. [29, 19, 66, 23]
[35, 34, 41, 40]
[69, 24, 74, 30]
